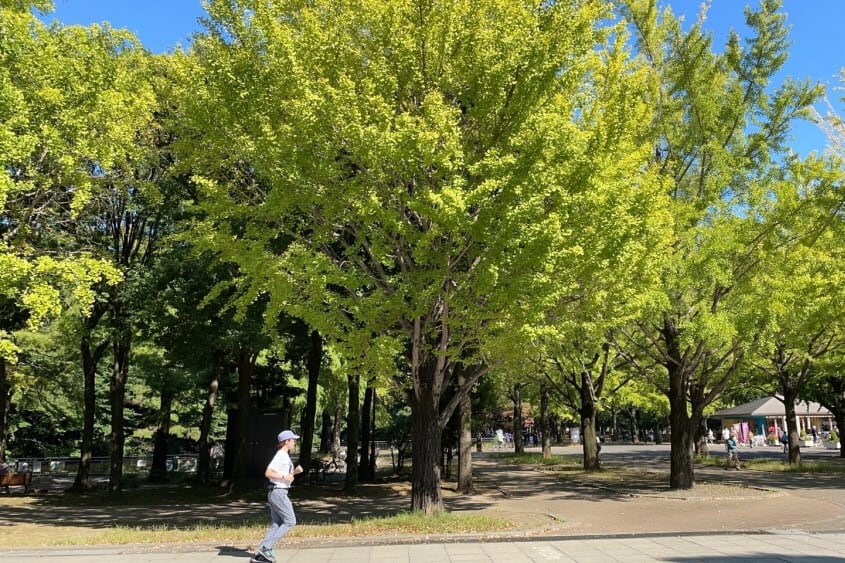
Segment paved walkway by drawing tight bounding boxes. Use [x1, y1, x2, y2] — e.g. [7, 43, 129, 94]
[2, 443, 844, 561]
[3, 532, 845, 562]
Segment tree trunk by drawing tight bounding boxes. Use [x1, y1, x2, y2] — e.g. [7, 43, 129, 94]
[409, 385, 443, 513]
[320, 409, 332, 454]
[512, 382, 524, 454]
[403, 317, 487, 514]
[344, 373, 361, 491]
[71, 311, 108, 493]
[663, 318, 695, 490]
[369, 388, 377, 477]
[299, 330, 322, 478]
[610, 408, 618, 441]
[627, 406, 640, 444]
[108, 334, 131, 496]
[231, 348, 254, 488]
[332, 403, 343, 456]
[783, 391, 801, 465]
[148, 384, 173, 481]
[540, 382, 551, 459]
[579, 374, 600, 471]
[196, 349, 223, 485]
[0, 358, 10, 460]
[668, 379, 694, 489]
[836, 411, 845, 458]
[359, 380, 373, 481]
[457, 371, 472, 493]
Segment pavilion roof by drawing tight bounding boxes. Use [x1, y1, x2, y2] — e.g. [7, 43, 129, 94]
[711, 396, 831, 419]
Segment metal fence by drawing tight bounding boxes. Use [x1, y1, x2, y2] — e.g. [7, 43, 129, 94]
[7, 455, 200, 476]
[9, 442, 400, 477]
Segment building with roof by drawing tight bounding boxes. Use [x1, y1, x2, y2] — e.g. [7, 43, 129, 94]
[710, 396, 834, 443]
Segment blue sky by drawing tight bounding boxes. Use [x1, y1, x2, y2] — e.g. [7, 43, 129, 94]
[42, 0, 844, 155]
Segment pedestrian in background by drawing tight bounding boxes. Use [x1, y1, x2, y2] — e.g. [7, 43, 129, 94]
[725, 431, 741, 470]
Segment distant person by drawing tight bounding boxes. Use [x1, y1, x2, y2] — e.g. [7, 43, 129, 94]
[725, 431, 741, 470]
[780, 430, 789, 453]
[476, 432, 483, 453]
[253, 430, 304, 563]
[721, 427, 730, 445]
[495, 428, 505, 449]
[707, 429, 714, 444]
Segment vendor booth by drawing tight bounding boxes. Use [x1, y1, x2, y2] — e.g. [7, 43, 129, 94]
[710, 396, 833, 445]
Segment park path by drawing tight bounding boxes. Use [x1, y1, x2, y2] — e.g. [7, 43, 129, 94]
[455, 451, 845, 538]
[1, 443, 844, 549]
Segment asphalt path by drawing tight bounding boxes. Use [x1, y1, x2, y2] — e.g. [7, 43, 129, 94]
[595, 440, 842, 464]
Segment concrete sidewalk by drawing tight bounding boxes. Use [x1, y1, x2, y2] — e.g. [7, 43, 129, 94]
[2, 532, 844, 562]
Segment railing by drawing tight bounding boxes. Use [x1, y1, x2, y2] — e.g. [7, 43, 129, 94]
[8, 445, 400, 477]
[7, 455, 200, 476]
[9, 442, 412, 477]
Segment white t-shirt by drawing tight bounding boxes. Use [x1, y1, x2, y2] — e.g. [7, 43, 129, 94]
[267, 448, 294, 488]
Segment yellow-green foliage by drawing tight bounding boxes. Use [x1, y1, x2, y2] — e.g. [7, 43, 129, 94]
[183, 0, 670, 370]
[1, 2, 154, 369]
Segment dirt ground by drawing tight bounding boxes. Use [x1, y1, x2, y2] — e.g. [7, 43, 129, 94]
[1, 444, 844, 549]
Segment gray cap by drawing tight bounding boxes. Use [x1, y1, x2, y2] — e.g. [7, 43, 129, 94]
[277, 430, 300, 442]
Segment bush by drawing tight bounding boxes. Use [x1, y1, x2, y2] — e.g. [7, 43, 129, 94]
[829, 430, 839, 442]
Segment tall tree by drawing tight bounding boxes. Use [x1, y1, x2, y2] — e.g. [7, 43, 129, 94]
[184, 0, 665, 514]
[621, 0, 822, 489]
[806, 70, 845, 458]
[743, 162, 845, 464]
[1, 2, 157, 489]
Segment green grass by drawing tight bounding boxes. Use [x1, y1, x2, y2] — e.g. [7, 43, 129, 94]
[295, 511, 514, 537]
[489, 451, 581, 467]
[696, 454, 845, 473]
[0, 510, 514, 548]
[743, 459, 845, 473]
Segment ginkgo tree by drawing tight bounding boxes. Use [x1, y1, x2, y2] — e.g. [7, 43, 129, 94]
[0, 0, 145, 462]
[181, 0, 668, 514]
[619, 0, 823, 489]
[740, 155, 845, 465]
[796, 71, 845, 459]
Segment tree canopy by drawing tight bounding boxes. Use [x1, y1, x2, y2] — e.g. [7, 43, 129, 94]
[2, 0, 845, 506]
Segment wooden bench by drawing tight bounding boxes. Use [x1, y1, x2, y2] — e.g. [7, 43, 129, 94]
[0, 472, 32, 493]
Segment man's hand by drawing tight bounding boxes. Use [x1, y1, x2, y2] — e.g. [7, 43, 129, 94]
[293, 465, 304, 475]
